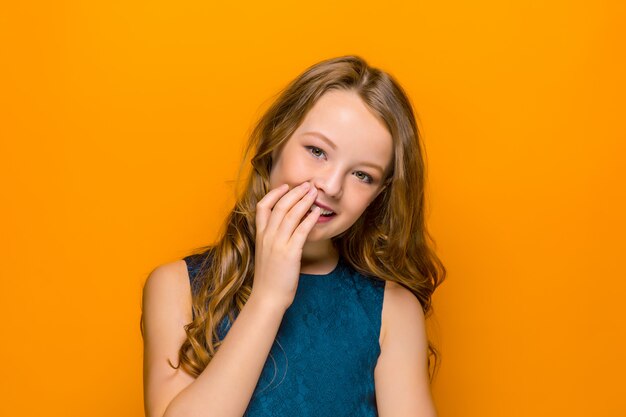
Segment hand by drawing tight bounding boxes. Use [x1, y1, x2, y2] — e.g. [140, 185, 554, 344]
[250, 181, 321, 311]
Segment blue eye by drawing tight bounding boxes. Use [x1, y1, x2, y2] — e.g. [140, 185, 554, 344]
[306, 146, 326, 159]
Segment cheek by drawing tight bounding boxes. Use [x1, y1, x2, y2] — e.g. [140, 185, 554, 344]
[344, 194, 375, 216]
[268, 163, 279, 185]
[270, 157, 300, 187]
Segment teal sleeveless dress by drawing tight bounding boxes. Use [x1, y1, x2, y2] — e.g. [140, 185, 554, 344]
[183, 251, 386, 416]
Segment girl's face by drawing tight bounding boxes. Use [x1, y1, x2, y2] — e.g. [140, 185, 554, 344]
[269, 89, 393, 242]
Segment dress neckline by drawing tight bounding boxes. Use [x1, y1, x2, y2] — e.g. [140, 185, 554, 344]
[299, 255, 343, 277]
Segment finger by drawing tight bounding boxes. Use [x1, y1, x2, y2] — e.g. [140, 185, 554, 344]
[265, 182, 312, 238]
[276, 185, 318, 241]
[289, 205, 322, 248]
[256, 183, 289, 235]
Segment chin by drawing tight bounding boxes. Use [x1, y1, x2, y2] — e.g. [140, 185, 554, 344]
[305, 230, 331, 241]
[305, 232, 322, 241]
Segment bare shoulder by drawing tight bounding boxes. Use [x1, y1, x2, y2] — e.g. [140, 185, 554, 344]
[142, 259, 193, 324]
[142, 258, 194, 349]
[143, 260, 191, 303]
[375, 280, 436, 416]
[142, 259, 196, 417]
[142, 258, 194, 346]
[379, 280, 426, 348]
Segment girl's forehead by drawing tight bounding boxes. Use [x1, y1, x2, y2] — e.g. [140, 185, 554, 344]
[287, 92, 392, 163]
[296, 90, 392, 147]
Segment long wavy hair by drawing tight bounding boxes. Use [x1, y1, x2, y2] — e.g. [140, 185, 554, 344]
[141, 55, 446, 383]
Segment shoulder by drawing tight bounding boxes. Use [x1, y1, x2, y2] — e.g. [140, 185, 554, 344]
[142, 259, 193, 329]
[375, 281, 436, 415]
[143, 259, 191, 298]
[380, 280, 426, 349]
[142, 260, 197, 416]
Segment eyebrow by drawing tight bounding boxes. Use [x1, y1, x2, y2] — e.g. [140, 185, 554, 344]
[302, 131, 385, 174]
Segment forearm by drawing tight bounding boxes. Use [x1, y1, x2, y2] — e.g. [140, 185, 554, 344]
[163, 294, 285, 417]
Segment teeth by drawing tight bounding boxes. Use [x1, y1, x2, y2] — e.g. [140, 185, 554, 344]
[311, 203, 334, 215]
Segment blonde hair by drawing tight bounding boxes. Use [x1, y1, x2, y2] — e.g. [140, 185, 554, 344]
[141, 55, 446, 382]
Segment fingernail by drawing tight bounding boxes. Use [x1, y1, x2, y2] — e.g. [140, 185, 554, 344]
[302, 182, 310, 189]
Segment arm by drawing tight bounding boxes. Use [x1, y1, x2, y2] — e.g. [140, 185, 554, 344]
[144, 182, 318, 416]
[374, 281, 438, 417]
[142, 260, 286, 417]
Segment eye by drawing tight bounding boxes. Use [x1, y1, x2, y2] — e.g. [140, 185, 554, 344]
[305, 146, 374, 184]
[305, 146, 326, 159]
[355, 171, 374, 184]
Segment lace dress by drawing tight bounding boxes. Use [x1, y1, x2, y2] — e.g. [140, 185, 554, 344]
[183, 251, 385, 416]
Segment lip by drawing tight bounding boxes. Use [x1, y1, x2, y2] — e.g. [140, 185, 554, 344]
[312, 200, 336, 213]
[315, 213, 334, 223]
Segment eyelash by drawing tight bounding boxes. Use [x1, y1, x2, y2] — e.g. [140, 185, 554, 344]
[304, 146, 374, 184]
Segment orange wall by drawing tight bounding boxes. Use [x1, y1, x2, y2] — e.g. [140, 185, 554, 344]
[1, 1, 624, 416]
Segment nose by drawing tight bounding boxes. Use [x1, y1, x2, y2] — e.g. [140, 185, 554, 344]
[311, 165, 343, 199]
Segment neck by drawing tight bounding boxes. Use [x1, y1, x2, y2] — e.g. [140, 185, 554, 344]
[300, 239, 339, 274]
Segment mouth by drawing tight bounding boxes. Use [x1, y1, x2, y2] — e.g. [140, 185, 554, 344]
[307, 203, 336, 218]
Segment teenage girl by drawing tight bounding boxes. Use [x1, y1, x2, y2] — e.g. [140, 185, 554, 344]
[141, 55, 446, 417]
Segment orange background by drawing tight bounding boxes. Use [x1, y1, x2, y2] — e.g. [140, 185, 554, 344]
[2, 1, 625, 416]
